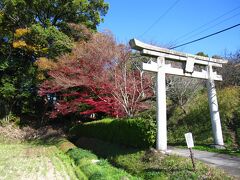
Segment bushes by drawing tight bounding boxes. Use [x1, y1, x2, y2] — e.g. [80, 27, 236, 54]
[70, 117, 156, 148]
[168, 87, 240, 147]
[70, 87, 240, 148]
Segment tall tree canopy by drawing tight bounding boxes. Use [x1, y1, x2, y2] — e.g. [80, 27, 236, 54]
[0, 0, 109, 119]
[0, 0, 108, 31]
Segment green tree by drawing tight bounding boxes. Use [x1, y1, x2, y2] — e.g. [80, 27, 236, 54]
[0, 0, 109, 120]
[196, 52, 208, 57]
[0, 0, 108, 31]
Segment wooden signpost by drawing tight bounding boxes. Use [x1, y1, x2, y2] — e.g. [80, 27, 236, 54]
[129, 39, 228, 152]
[185, 132, 195, 171]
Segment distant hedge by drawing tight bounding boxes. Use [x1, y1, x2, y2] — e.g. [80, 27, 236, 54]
[70, 117, 156, 148]
[70, 87, 240, 149]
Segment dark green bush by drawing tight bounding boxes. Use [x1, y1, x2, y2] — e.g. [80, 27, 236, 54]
[70, 116, 156, 148]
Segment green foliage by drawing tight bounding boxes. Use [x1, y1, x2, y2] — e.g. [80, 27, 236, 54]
[0, 0, 108, 31]
[70, 117, 156, 148]
[71, 87, 240, 149]
[32, 24, 73, 58]
[0, 56, 40, 117]
[75, 138, 232, 180]
[196, 52, 209, 57]
[0, 0, 109, 120]
[0, 112, 20, 126]
[40, 137, 135, 179]
[168, 87, 240, 147]
[111, 150, 232, 179]
[14, 24, 74, 58]
[67, 147, 137, 179]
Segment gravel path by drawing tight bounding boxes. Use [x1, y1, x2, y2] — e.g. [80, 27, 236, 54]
[169, 146, 240, 178]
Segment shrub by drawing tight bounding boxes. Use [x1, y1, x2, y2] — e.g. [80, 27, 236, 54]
[70, 116, 156, 148]
[70, 87, 240, 148]
[168, 87, 240, 147]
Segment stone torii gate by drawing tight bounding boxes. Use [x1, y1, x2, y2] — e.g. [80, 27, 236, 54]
[129, 39, 228, 152]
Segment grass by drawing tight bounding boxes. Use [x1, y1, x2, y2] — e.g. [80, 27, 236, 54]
[175, 144, 240, 157]
[0, 142, 82, 180]
[75, 137, 234, 180]
[66, 147, 138, 179]
[0, 135, 137, 180]
[193, 145, 240, 157]
[30, 136, 138, 179]
[112, 150, 232, 179]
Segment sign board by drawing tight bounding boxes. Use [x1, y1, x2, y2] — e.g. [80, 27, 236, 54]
[185, 132, 194, 148]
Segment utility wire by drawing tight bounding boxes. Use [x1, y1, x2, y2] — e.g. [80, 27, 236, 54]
[172, 5, 240, 43]
[170, 23, 240, 49]
[139, 0, 181, 38]
[175, 11, 240, 45]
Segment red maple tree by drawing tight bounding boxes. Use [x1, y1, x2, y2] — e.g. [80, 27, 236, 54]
[39, 32, 153, 118]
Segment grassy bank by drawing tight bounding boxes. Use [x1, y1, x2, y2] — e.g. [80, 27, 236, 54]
[33, 137, 137, 179]
[0, 123, 136, 180]
[75, 137, 233, 179]
[0, 142, 82, 179]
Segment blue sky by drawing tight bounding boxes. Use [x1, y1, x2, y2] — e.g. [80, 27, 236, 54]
[98, 0, 240, 57]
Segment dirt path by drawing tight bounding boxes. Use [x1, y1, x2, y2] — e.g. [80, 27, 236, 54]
[0, 143, 78, 180]
[169, 147, 240, 178]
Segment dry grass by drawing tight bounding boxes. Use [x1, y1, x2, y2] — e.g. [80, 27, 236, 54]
[0, 124, 81, 180]
[0, 123, 65, 143]
[0, 142, 80, 180]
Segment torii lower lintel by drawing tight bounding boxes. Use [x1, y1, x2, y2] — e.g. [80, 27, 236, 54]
[129, 38, 228, 151]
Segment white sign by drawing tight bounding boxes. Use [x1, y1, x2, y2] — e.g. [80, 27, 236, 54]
[185, 132, 194, 148]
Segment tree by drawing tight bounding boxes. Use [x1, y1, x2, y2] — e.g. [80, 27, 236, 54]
[196, 52, 208, 57]
[165, 51, 207, 114]
[220, 50, 240, 87]
[39, 33, 153, 118]
[0, 0, 108, 32]
[0, 0, 109, 119]
[166, 75, 204, 114]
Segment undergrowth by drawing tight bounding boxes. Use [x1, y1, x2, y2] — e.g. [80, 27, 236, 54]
[75, 137, 233, 180]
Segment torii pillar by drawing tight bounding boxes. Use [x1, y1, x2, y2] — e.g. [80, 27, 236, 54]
[156, 57, 167, 150]
[130, 39, 227, 151]
[207, 65, 224, 146]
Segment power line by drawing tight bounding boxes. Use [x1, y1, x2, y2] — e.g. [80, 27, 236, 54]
[172, 5, 240, 43]
[175, 11, 240, 45]
[139, 0, 181, 38]
[170, 23, 240, 49]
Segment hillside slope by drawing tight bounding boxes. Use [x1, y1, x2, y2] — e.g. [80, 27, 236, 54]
[168, 87, 240, 147]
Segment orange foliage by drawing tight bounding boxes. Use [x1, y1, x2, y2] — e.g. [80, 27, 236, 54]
[35, 57, 57, 70]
